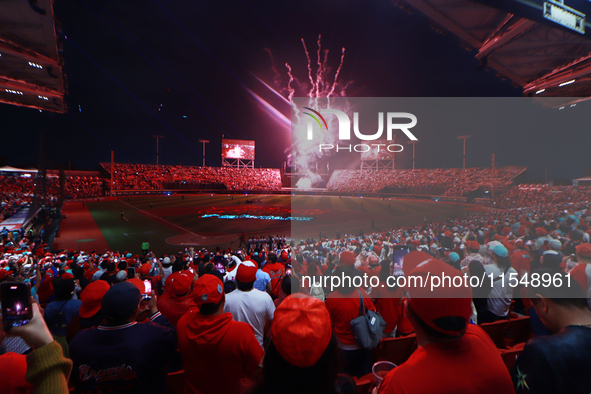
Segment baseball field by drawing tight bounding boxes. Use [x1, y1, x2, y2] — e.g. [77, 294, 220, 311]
[52, 194, 483, 255]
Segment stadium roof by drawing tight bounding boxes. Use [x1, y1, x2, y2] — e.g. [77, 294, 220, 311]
[0, 0, 66, 113]
[400, 0, 591, 105]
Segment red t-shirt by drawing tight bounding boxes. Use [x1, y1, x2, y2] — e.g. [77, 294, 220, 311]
[263, 263, 284, 296]
[570, 263, 587, 291]
[510, 249, 531, 275]
[325, 288, 376, 345]
[177, 310, 263, 394]
[371, 284, 403, 334]
[378, 324, 514, 394]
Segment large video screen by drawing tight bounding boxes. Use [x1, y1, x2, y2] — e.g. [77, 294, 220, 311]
[222, 139, 255, 160]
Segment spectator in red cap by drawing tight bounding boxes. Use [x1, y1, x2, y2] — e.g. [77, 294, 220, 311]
[66, 280, 110, 342]
[224, 260, 275, 348]
[262, 253, 284, 298]
[511, 269, 591, 393]
[69, 281, 178, 393]
[157, 271, 196, 326]
[177, 274, 263, 394]
[255, 294, 344, 394]
[378, 259, 513, 394]
[325, 250, 376, 378]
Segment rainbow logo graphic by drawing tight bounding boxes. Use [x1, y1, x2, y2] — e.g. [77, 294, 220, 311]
[302, 107, 328, 131]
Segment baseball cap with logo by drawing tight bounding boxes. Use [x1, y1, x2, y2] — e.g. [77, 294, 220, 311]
[192, 274, 224, 307]
[236, 260, 257, 283]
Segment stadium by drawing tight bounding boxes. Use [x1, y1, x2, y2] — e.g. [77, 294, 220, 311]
[1, 1, 591, 394]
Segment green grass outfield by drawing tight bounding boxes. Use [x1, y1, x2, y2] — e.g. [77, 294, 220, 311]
[84, 194, 482, 255]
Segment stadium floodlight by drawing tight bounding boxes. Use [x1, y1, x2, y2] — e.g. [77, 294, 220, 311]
[152, 135, 164, 166]
[408, 140, 419, 169]
[457, 135, 471, 169]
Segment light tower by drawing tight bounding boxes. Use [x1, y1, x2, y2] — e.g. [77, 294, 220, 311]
[457, 135, 471, 169]
[408, 140, 419, 170]
[199, 139, 209, 167]
[152, 135, 164, 166]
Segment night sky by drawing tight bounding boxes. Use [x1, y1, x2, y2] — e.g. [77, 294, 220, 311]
[1, 0, 587, 182]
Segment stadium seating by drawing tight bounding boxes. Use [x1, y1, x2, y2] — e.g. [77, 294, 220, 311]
[373, 334, 418, 366]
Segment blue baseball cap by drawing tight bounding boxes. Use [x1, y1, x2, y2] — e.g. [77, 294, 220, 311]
[448, 252, 460, 263]
[492, 245, 509, 258]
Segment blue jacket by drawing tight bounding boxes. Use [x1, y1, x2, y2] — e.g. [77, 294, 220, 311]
[69, 312, 178, 394]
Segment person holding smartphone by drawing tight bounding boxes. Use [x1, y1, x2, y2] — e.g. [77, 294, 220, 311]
[1, 297, 72, 394]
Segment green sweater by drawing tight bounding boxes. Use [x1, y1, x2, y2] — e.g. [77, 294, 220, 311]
[26, 341, 72, 394]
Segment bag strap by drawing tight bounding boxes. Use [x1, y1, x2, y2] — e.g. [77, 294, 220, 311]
[49, 300, 69, 326]
[357, 289, 365, 317]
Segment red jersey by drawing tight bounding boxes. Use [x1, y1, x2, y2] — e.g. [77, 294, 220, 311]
[371, 284, 403, 334]
[263, 262, 284, 297]
[325, 288, 376, 346]
[378, 325, 514, 394]
[510, 249, 531, 276]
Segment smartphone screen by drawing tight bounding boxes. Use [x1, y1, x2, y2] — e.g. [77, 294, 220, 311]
[143, 279, 152, 295]
[152, 258, 157, 264]
[1, 282, 32, 332]
[127, 267, 135, 278]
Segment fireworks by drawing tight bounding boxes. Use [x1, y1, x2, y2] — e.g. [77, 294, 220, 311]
[252, 35, 353, 188]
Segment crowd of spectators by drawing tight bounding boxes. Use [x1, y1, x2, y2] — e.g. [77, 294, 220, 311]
[102, 163, 282, 191]
[1, 183, 591, 393]
[495, 184, 591, 209]
[326, 166, 525, 195]
[0, 176, 59, 221]
[63, 177, 105, 200]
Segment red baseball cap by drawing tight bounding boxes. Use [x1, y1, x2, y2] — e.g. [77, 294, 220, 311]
[61, 273, 74, 280]
[468, 241, 480, 251]
[79, 280, 111, 318]
[272, 294, 332, 367]
[192, 274, 224, 307]
[535, 227, 548, 236]
[281, 250, 289, 261]
[339, 251, 356, 266]
[0, 269, 10, 281]
[127, 278, 145, 294]
[576, 243, 591, 259]
[139, 263, 151, 276]
[165, 271, 193, 296]
[402, 251, 432, 276]
[236, 261, 257, 283]
[407, 259, 472, 337]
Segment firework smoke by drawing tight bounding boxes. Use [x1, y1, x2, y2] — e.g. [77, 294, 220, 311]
[253, 35, 353, 188]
